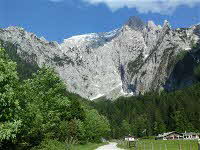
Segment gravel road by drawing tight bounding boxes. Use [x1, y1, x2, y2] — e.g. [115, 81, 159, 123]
[95, 142, 124, 150]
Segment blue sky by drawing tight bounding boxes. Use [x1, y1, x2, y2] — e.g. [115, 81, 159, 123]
[1, 0, 200, 43]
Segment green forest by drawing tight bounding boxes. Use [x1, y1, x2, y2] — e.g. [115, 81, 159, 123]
[92, 85, 200, 139]
[0, 42, 200, 150]
[0, 46, 110, 150]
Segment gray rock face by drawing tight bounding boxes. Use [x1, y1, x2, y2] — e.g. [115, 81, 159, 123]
[0, 18, 200, 100]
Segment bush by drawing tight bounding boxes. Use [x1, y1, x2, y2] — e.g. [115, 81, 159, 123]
[31, 139, 67, 150]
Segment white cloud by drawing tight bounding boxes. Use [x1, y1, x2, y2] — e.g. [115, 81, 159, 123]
[82, 0, 200, 14]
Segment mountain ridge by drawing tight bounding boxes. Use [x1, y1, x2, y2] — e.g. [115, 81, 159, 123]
[0, 17, 200, 100]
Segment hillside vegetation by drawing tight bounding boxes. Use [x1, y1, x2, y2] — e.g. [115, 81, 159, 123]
[0, 46, 110, 150]
[92, 83, 200, 139]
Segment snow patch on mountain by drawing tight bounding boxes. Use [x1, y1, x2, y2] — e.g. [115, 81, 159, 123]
[61, 28, 121, 49]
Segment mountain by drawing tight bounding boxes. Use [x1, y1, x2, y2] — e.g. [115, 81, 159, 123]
[0, 17, 200, 100]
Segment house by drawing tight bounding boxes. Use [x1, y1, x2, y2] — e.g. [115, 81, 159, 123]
[125, 135, 135, 141]
[183, 132, 200, 140]
[156, 131, 200, 140]
[156, 131, 183, 140]
[124, 135, 136, 148]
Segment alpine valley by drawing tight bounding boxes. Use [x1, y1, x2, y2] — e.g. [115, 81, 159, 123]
[0, 16, 200, 100]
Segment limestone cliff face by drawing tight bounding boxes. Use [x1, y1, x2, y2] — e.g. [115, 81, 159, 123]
[0, 17, 200, 100]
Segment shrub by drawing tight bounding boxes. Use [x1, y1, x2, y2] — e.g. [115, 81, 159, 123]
[31, 139, 67, 150]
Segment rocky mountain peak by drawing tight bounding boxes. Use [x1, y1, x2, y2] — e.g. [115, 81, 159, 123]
[125, 16, 146, 30]
[147, 20, 162, 31]
[163, 20, 171, 29]
[0, 19, 200, 100]
[147, 21, 156, 28]
[6, 26, 24, 31]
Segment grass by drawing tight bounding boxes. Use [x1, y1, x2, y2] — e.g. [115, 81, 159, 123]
[31, 139, 108, 150]
[118, 139, 198, 150]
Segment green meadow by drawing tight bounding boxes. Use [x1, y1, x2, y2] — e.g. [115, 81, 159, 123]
[118, 139, 198, 150]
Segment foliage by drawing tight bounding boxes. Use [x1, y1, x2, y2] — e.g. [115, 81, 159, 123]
[16, 67, 72, 146]
[84, 109, 111, 142]
[31, 139, 67, 150]
[92, 83, 200, 138]
[0, 40, 39, 80]
[0, 44, 111, 149]
[32, 139, 108, 150]
[0, 121, 21, 141]
[0, 47, 21, 146]
[16, 67, 110, 148]
[172, 110, 195, 133]
[121, 120, 131, 136]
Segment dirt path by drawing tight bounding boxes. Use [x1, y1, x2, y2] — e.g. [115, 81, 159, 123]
[95, 142, 124, 150]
